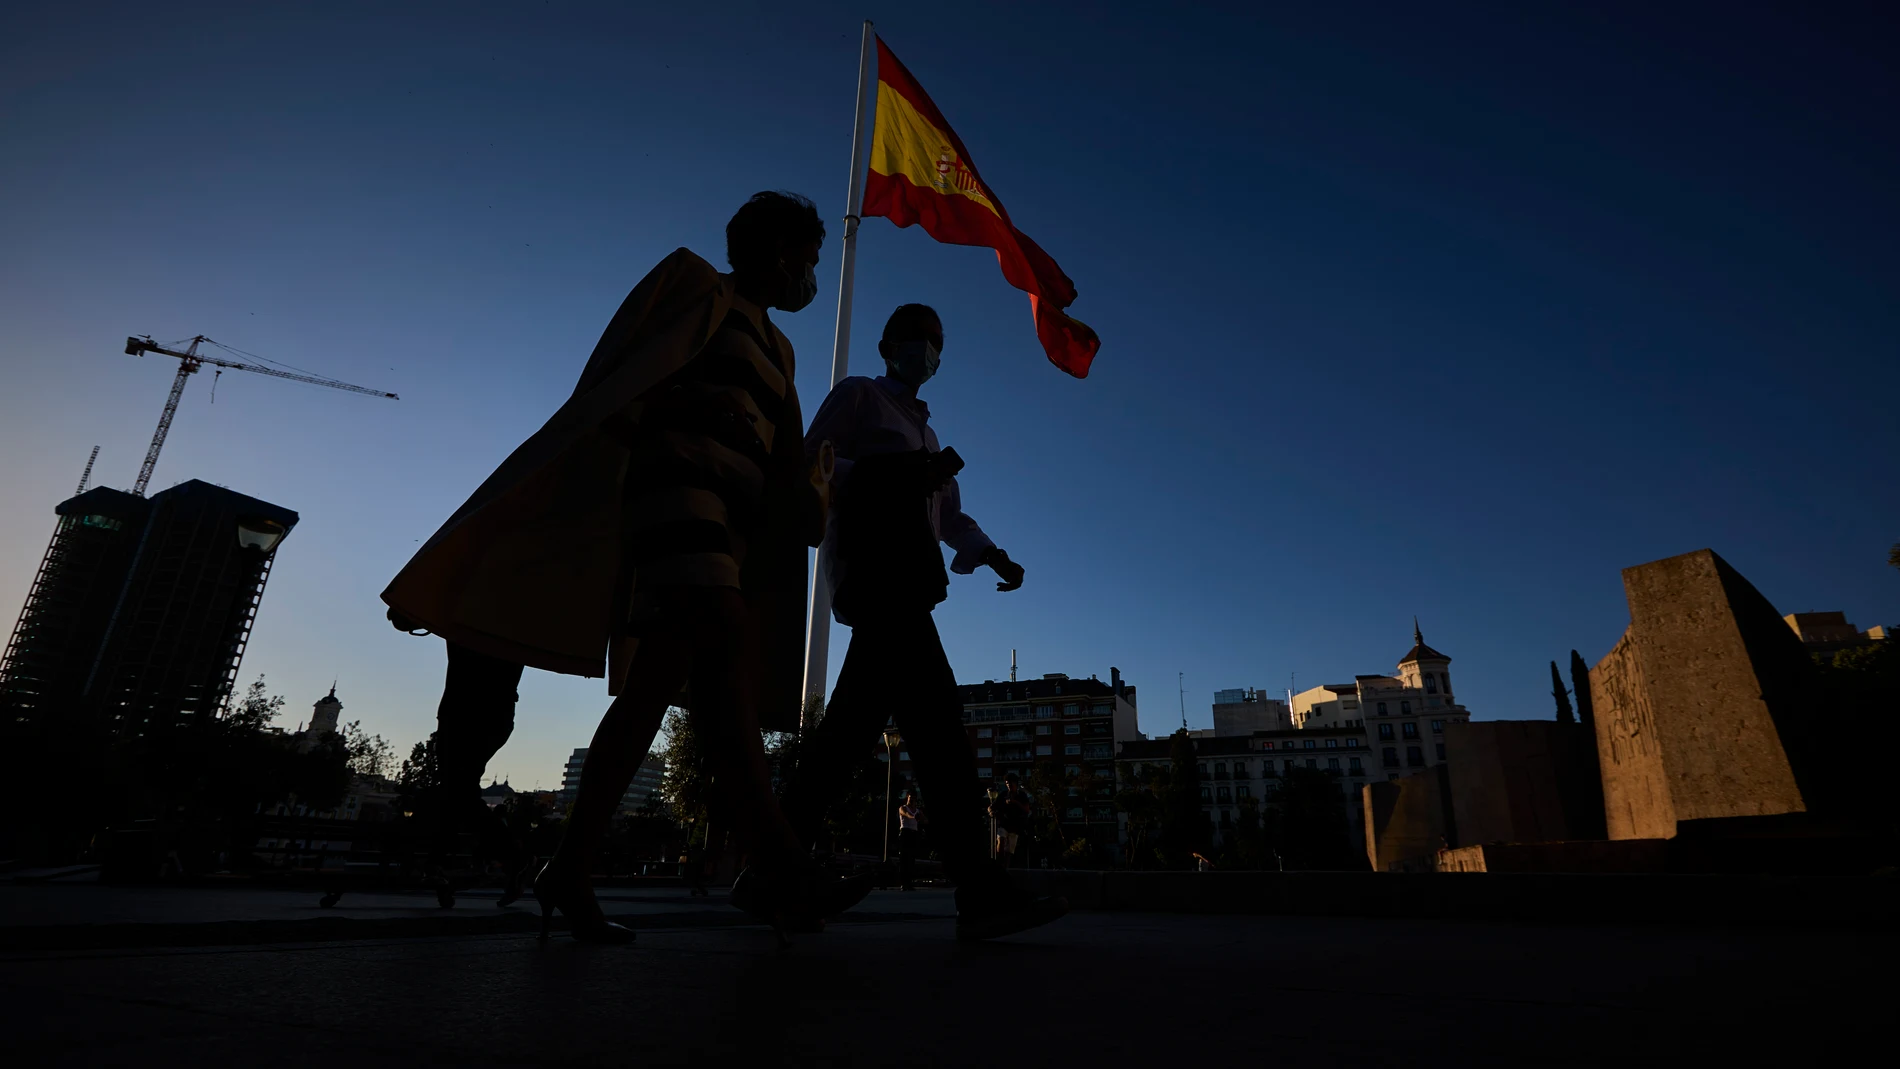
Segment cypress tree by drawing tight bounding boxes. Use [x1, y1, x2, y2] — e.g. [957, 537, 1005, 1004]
[1550, 661, 1575, 723]
[1160, 729, 1208, 869]
[1570, 650, 1594, 733]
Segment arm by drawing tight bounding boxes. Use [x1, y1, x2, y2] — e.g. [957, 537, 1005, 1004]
[940, 475, 1025, 591]
[804, 378, 873, 485]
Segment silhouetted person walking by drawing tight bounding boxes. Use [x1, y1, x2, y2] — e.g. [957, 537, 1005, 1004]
[991, 773, 1032, 869]
[384, 192, 866, 942]
[781, 304, 1067, 940]
[897, 791, 923, 891]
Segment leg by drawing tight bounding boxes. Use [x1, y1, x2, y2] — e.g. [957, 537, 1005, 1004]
[883, 615, 1010, 898]
[542, 632, 687, 906]
[433, 643, 525, 865]
[779, 626, 900, 849]
[671, 587, 800, 860]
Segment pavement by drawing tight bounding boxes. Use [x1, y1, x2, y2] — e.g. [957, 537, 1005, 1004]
[2, 879, 1891, 1067]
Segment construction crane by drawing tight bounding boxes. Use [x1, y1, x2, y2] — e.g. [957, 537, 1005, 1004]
[123, 334, 398, 497]
[76, 446, 100, 496]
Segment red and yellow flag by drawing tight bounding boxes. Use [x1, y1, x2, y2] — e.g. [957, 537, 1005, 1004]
[862, 37, 1100, 378]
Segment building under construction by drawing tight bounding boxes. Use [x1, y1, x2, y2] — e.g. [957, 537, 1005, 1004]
[0, 479, 298, 736]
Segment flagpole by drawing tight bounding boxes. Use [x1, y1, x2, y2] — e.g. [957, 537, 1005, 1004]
[802, 19, 875, 723]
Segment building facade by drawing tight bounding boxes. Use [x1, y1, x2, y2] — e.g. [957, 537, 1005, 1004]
[1290, 623, 1472, 780]
[0, 479, 297, 736]
[1117, 724, 1372, 848]
[559, 748, 666, 814]
[957, 668, 1141, 851]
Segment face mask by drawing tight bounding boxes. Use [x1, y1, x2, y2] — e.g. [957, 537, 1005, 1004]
[887, 339, 941, 387]
[774, 260, 817, 312]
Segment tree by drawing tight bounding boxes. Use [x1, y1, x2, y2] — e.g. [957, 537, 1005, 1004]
[1276, 766, 1355, 869]
[1113, 762, 1167, 869]
[1549, 661, 1575, 723]
[1159, 730, 1208, 869]
[1225, 798, 1269, 870]
[1026, 760, 1089, 859]
[341, 720, 395, 780]
[658, 707, 711, 831]
[396, 736, 440, 815]
[1569, 650, 1594, 733]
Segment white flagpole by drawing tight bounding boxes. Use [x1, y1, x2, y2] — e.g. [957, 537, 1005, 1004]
[801, 19, 875, 723]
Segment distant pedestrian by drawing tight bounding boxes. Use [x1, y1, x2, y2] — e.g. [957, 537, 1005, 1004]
[991, 773, 1032, 869]
[897, 792, 924, 891]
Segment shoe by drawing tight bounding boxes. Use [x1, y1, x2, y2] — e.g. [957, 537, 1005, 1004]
[496, 852, 536, 908]
[730, 859, 874, 946]
[955, 890, 1070, 941]
[532, 864, 636, 943]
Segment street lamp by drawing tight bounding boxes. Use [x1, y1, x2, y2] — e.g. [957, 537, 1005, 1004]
[881, 729, 902, 864]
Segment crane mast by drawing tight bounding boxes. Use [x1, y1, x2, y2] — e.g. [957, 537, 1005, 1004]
[123, 334, 398, 497]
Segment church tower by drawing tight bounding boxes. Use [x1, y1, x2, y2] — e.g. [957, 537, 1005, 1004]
[308, 684, 342, 739]
[1396, 619, 1453, 699]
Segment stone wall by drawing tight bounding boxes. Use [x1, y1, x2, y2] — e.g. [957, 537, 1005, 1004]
[1445, 720, 1598, 846]
[1588, 549, 1815, 840]
[1362, 764, 1454, 871]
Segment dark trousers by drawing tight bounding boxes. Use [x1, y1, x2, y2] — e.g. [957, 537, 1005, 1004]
[782, 613, 1005, 899]
[897, 827, 920, 889]
[432, 642, 524, 862]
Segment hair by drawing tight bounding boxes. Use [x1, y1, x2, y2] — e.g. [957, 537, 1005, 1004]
[881, 303, 942, 343]
[725, 191, 825, 272]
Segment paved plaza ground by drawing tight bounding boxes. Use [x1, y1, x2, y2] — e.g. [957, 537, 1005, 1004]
[1, 878, 1891, 1067]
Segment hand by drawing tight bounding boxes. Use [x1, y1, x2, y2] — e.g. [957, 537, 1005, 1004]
[981, 547, 1024, 592]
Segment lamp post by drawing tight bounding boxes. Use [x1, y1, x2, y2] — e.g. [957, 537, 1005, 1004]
[881, 729, 902, 864]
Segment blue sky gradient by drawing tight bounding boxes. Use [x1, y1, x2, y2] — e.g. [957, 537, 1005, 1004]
[3, 2, 1894, 787]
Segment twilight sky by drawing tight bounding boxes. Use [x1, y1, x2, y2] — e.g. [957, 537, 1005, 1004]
[2, 1, 1894, 789]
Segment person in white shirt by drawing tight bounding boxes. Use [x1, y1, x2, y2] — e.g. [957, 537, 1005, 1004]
[781, 303, 1067, 941]
[896, 792, 924, 891]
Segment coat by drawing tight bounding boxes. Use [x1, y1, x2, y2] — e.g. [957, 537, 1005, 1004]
[381, 248, 821, 730]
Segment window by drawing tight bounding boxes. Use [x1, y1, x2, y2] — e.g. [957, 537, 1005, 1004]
[1064, 765, 1081, 777]
[1406, 746, 1425, 767]
[1236, 785, 1251, 799]
[1036, 725, 1052, 736]
[1305, 758, 1318, 769]
[1400, 700, 1412, 715]
[978, 768, 993, 778]
[1216, 786, 1232, 803]
[1303, 739, 1316, 750]
[1261, 741, 1275, 750]
[1035, 705, 1055, 718]
[1263, 781, 1281, 796]
[1440, 673, 1452, 695]
[1064, 744, 1080, 755]
[1436, 743, 1447, 760]
[1327, 757, 1340, 770]
[1063, 703, 1080, 717]
[1388, 773, 1400, 781]
[1214, 763, 1227, 779]
[1402, 722, 1419, 739]
[1232, 762, 1249, 779]
[1346, 738, 1360, 749]
[1382, 747, 1400, 768]
[1325, 738, 1338, 749]
[977, 747, 992, 758]
[976, 728, 992, 738]
[1378, 723, 1395, 741]
[1064, 724, 1080, 735]
[1037, 744, 1053, 756]
[1348, 756, 1363, 771]
[1066, 807, 1084, 821]
[1424, 674, 1438, 694]
[1199, 787, 1211, 803]
[1377, 702, 1388, 715]
[1431, 720, 1444, 734]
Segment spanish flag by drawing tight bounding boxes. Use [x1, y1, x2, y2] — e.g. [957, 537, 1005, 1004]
[862, 37, 1100, 378]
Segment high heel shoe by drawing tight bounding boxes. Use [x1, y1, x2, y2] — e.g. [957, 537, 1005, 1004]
[531, 864, 636, 943]
[496, 851, 536, 908]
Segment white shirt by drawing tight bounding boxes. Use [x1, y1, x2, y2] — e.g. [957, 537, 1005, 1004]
[805, 375, 994, 619]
